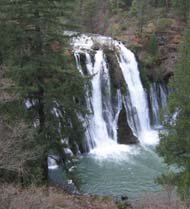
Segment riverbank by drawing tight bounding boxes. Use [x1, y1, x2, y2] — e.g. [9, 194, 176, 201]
[0, 184, 189, 209]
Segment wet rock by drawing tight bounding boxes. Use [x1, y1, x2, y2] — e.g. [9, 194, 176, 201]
[78, 53, 88, 75]
[117, 104, 138, 145]
[157, 35, 167, 46]
[121, 195, 128, 201]
[64, 148, 74, 156]
[105, 49, 127, 94]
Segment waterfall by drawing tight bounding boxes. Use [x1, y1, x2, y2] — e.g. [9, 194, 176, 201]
[149, 83, 161, 127]
[117, 43, 150, 133]
[72, 34, 163, 157]
[115, 42, 159, 145]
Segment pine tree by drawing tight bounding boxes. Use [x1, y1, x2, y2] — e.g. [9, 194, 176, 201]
[0, 0, 85, 183]
[130, 0, 149, 36]
[157, 29, 190, 200]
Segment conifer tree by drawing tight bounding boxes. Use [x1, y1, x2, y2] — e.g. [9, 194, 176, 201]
[157, 29, 190, 200]
[172, 0, 190, 21]
[130, 0, 149, 36]
[0, 0, 85, 183]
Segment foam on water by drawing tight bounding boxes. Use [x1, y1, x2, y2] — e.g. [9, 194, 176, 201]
[89, 142, 139, 161]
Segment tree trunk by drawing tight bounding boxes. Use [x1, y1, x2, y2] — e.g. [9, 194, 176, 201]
[38, 89, 45, 131]
[37, 89, 48, 183]
[34, 10, 48, 182]
[42, 154, 48, 183]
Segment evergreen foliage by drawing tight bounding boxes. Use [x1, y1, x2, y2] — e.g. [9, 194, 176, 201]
[0, 0, 85, 184]
[129, 0, 149, 35]
[172, 0, 190, 21]
[157, 29, 190, 200]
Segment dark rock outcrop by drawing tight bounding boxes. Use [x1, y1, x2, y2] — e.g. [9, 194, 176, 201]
[117, 104, 138, 145]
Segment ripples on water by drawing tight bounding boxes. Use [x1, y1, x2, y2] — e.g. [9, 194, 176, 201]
[75, 145, 166, 199]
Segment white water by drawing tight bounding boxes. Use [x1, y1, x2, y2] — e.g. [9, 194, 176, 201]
[48, 156, 58, 170]
[149, 83, 160, 127]
[115, 42, 159, 145]
[72, 34, 162, 159]
[86, 50, 111, 147]
[149, 83, 168, 128]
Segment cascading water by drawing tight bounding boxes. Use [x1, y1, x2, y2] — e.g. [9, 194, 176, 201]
[149, 83, 168, 128]
[85, 50, 111, 147]
[75, 50, 133, 159]
[115, 42, 159, 145]
[72, 34, 161, 157]
[149, 83, 160, 127]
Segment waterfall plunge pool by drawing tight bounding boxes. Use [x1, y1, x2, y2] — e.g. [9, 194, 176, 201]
[49, 144, 167, 199]
[48, 33, 168, 199]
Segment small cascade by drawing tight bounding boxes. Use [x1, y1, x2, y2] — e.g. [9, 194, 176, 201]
[148, 83, 168, 128]
[48, 156, 58, 170]
[72, 34, 166, 157]
[149, 83, 161, 127]
[112, 90, 123, 141]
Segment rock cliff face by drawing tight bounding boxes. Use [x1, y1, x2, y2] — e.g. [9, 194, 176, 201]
[117, 104, 138, 145]
[135, 29, 182, 83]
[103, 11, 185, 84]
